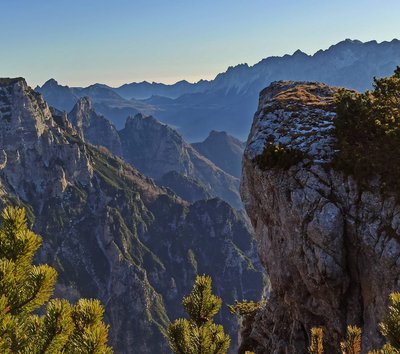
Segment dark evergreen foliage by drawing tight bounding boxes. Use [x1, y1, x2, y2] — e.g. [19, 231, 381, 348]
[0, 207, 113, 353]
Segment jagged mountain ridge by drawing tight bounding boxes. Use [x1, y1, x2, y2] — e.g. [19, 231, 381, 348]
[36, 39, 400, 141]
[69, 96, 123, 156]
[115, 79, 211, 100]
[68, 97, 242, 208]
[146, 39, 400, 140]
[240, 81, 400, 353]
[118, 113, 242, 208]
[36, 79, 158, 128]
[0, 78, 263, 353]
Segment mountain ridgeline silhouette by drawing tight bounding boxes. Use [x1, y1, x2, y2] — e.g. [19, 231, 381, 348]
[36, 39, 400, 141]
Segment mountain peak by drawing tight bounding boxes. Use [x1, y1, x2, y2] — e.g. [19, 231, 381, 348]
[125, 113, 159, 128]
[76, 96, 93, 110]
[0, 77, 27, 87]
[208, 130, 228, 138]
[293, 49, 307, 56]
[42, 78, 60, 88]
[192, 130, 245, 178]
[0, 76, 59, 153]
[69, 96, 96, 129]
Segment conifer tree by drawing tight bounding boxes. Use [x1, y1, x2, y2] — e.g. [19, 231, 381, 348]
[167, 275, 230, 354]
[308, 327, 324, 354]
[340, 326, 362, 354]
[0, 206, 113, 353]
[380, 292, 400, 351]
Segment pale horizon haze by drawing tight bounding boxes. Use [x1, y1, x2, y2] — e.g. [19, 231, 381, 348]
[1, 0, 399, 88]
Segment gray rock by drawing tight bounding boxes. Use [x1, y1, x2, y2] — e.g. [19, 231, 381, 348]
[240, 81, 400, 353]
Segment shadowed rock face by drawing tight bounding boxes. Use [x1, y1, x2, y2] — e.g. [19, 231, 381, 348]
[119, 113, 243, 208]
[0, 78, 263, 353]
[157, 170, 211, 203]
[240, 81, 400, 353]
[65, 99, 242, 208]
[192, 130, 245, 178]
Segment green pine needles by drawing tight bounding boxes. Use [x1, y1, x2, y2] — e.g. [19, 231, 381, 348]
[380, 292, 400, 352]
[0, 206, 113, 353]
[334, 67, 400, 191]
[167, 275, 231, 354]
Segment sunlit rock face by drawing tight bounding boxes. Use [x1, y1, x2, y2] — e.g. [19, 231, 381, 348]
[241, 81, 400, 353]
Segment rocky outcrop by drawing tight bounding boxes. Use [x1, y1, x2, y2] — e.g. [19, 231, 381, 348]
[240, 81, 400, 353]
[0, 78, 263, 353]
[69, 97, 122, 156]
[119, 113, 242, 208]
[192, 130, 245, 178]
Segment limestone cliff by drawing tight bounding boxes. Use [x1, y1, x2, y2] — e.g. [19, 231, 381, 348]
[241, 81, 400, 353]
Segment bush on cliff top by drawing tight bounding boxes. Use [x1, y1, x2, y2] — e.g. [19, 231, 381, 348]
[334, 67, 400, 191]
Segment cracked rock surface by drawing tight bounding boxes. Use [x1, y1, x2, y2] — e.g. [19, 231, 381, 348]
[241, 81, 400, 353]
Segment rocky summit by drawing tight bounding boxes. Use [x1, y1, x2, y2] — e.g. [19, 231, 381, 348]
[69, 96, 123, 156]
[241, 81, 400, 353]
[0, 78, 263, 353]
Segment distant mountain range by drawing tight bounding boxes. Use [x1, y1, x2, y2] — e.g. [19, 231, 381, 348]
[36, 39, 400, 140]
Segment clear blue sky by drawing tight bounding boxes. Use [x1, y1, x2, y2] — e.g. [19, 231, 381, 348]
[1, 0, 399, 87]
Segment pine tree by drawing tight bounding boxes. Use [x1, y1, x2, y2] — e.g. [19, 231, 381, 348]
[0, 206, 113, 353]
[379, 292, 400, 352]
[167, 275, 230, 354]
[308, 327, 324, 354]
[340, 326, 362, 354]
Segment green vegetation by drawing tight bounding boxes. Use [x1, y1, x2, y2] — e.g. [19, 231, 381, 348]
[308, 293, 400, 353]
[0, 206, 112, 353]
[308, 327, 324, 354]
[380, 292, 400, 351]
[227, 299, 266, 316]
[334, 67, 400, 191]
[167, 275, 230, 354]
[254, 142, 304, 171]
[340, 326, 362, 354]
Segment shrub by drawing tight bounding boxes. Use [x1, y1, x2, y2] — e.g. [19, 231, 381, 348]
[254, 142, 304, 171]
[334, 67, 400, 191]
[167, 275, 230, 354]
[228, 299, 266, 316]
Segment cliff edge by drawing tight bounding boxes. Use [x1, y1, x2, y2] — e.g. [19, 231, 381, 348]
[241, 81, 400, 353]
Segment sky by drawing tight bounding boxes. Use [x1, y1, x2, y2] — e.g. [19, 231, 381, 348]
[1, 0, 399, 88]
